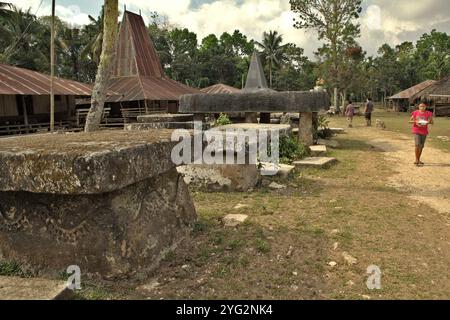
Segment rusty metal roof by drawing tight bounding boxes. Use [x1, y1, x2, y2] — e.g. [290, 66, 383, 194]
[107, 75, 200, 102]
[109, 11, 200, 102]
[201, 83, 241, 94]
[0, 64, 93, 96]
[389, 80, 437, 101]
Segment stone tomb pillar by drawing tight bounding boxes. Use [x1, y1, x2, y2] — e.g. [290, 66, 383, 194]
[299, 112, 314, 146]
[0, 131, 196, 279]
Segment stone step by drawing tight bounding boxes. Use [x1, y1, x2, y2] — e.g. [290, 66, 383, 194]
[309, 145, 327, 156]
[317, 138, 340, 148]
[329, 127, 345, 134]
[0, 276, 72, 300]
[259, 162, 295, 178]
[137, 113, 194, 123]
[293, 157, 337, 169]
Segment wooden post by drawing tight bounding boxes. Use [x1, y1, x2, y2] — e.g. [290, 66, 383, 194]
[21, 96, 29, 126]
[50, 0, 55, 132]
[298, 112, 313, 147]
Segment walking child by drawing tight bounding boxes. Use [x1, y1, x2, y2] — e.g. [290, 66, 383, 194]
[409, 103, 433, 167]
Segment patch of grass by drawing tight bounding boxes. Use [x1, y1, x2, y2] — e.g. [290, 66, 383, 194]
[0, 260, 33, 278]
[254, 239, 270, 254]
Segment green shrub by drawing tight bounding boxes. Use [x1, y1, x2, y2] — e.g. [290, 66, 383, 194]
[214, 113, 232, 126]
[315, 115, 333, 139]
[279, 135, 309, 164]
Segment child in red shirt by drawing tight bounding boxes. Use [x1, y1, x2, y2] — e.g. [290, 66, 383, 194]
[409, 103, 434, 167]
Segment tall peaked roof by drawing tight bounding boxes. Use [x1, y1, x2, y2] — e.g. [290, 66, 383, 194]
[114, 11, 164, 77]
[243, 52, 272, 92]
[108, 11, 199, 102]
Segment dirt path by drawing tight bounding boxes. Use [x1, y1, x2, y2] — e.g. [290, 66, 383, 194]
[343, 126, 450, 214]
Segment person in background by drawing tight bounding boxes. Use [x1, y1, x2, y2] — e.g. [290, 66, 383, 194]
[345, 100, 355, 128]
[409, 103, 434, 167]
[364, 97, 374, 126]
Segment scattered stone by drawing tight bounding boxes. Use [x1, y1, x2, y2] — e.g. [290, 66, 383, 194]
[0, 276, 71, 300]
[223, 214, 248, 227]
[309, 145, 327, 156]
[286, 246, 294, 257]
[329, 127, 345, 134]
[293, 157, 337, 169]
[361, 295, 371, 300]
[331, 229, 339, 235]
[342, 252, 357, 265]
[437, 136, 450, 142]
[138, 279, 160, 292]
[234, 203, 249, 210]
[292, 271, 298, 276]
[317, 139, 340, 148]
[329, 199, 337, 203]
[334, 207, 343, 210]
[346, 280, 355, 286]
[291, 285, 299, 291]
[328, 261, 337, 267]
[333, 242, 339, 250]
[181, 264, 190, 270]
[269, 182, 286, 190]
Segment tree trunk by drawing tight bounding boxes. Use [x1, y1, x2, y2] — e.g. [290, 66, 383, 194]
[333, 87, 338, 113]
[85, 0, 118, 132]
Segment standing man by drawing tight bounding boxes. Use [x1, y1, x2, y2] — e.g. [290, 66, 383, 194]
[345, 100, 355, 128]
[364, 97, 374, 126]
[409, 103, 433, 167]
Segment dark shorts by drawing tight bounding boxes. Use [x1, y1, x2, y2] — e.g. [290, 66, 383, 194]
[365, 112, 372, 120]
[414, 134, 427, 147]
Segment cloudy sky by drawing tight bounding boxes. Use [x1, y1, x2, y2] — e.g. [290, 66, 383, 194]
[10, 0, 450, 58]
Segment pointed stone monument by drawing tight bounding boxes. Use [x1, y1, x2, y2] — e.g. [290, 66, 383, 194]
[242, 52, 274, 123]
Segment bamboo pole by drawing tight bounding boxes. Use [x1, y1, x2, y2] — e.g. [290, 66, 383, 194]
[50, 0, 55, 132]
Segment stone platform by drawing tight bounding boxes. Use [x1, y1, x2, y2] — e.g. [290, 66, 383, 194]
[137, 113, 194, 123]
[0, 131, 197, 279]
[309, 145, 327, 156]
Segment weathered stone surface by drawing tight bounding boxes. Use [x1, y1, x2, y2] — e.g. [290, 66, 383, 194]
[299, 112, 314, 146]
[0, 168, 196, 279]
[317, 139, 340, 148]
[125, 122, 210, 130]
[329, 127, 345, 134]
[260, 162, 295, 178]
[223, 214, 248, 227]
[0, 131, 177, 194]
[309, 145, 327, 156]
[179, 91, 330, 113]
[137, 113, 194, 123]
[293, 157, 337, 168]
[0, 276, 72, 300]
[177, 164, 259, 192]
[213, 123, 291, 137]
[0, 131, 197, 279]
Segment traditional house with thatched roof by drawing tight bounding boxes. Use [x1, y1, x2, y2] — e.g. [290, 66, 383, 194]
[106, 11, 200, 118]
[0, 63, 93, 134]
[411, 77, 450, 116]
[388, 80, 436, 112]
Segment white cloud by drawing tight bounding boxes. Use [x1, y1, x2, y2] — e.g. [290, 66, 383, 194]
[10, 0, 450, 59]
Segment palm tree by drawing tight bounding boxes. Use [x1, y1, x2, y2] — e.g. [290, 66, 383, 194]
[0, 6, 46, 68]
[81, 7, 104, 64]
[255, 30, 288, 88]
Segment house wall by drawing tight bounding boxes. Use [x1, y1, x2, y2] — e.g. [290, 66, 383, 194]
[32, 95, 73, 114]
[0, 95, 19, 117]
